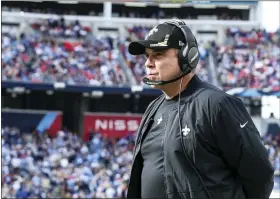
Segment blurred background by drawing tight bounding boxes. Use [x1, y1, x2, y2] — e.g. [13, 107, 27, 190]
[1, 0, 279, 198]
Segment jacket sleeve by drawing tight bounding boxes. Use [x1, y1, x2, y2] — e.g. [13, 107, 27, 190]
[212, 95, 275, 199]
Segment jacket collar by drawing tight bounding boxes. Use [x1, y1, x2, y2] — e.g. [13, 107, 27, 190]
[183, 74, 203, 94]
[166, 74, 203, 101]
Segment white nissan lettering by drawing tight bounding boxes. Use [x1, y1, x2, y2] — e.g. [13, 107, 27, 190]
[115, 120, 126, 131]
[95, 119, 139, 131]
[127, 120, 139, 131]
[95, 119, 107, 130]
[109, 120, 114, 130]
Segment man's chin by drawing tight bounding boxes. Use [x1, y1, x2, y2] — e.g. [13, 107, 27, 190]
[150, 84, 163, 89]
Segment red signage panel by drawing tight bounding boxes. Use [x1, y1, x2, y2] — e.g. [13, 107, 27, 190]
[83, 113, 142, 141]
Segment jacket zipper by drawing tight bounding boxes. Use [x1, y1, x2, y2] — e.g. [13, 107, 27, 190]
[180, 135, 196, 199]
[162, 134, 168, 198]
[132, 119, 153, 162]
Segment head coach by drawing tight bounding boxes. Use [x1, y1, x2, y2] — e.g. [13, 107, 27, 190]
[126, 19, 274, 199]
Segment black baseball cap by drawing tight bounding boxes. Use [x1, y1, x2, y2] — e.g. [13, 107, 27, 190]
[128, 23, 186, 55]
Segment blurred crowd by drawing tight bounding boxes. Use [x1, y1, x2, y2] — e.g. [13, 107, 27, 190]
[215, 28, 280, 90]
[31, 18, 92, 39]
[2, 23, 211, 87]
[264, 134, 280, 175]
[1, 127, 135, 198]
[2, 125, 279, 198]
[1, 29, 127, 86]
[2, 19, 280, 91]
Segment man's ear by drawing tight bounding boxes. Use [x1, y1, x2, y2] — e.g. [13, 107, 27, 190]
[191, 67, 197, 74]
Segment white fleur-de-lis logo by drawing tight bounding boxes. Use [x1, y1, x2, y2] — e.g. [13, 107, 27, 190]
[182, 124, 190, 136]
[147, 27, 158, 38]
[157, 116, 163, 125]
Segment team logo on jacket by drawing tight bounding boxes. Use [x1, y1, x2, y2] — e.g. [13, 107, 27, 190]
[181, 123, 197, 157]
[157, 116, 163, 125]
[182, 124, 190, 136]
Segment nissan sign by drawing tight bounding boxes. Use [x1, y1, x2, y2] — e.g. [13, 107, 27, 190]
[83, 113, 142, 141]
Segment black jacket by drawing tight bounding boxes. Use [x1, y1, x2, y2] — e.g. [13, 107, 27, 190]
[127, 75, 274, 199]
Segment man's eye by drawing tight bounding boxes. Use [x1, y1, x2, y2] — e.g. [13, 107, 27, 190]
[154, 52, 164, 57]
[144, 52, 164, 58]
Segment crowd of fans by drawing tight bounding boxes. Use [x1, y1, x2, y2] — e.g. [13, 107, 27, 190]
[2, 19, 279, 91]
[1, 30, 127, 86]
[1, 23, 211, 88]
[2, 125, 279, 198]
[1, 127, 134, 198]
[264, 134, 280, 175]
[215, 28, 280, 90]
[31, 18, 92, 39]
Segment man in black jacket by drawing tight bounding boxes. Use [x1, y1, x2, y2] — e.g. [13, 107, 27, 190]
[126, 19, 275, 199]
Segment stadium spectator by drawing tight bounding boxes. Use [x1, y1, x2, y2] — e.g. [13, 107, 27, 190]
[2, 25, 279, 91]
[1, 32, 128, 87]
[215, 28, 280, 90]
[2, 126, 279, 198]
[2, 24, 211, 88]
[31, 18, 91, 39]
[1, 127, 134, 198]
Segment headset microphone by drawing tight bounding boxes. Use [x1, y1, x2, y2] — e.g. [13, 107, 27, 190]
[142, 68, 192, 86]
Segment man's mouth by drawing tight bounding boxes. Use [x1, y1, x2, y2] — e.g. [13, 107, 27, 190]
[147, 74, 157, 78]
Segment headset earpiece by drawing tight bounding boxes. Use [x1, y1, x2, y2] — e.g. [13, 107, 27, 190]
[178, 44, 189, 72]
[164, 20, 200, 73]
[178, 26, 199, 72]
[187, 46, 199, 69]
[179, 44, 199, 72]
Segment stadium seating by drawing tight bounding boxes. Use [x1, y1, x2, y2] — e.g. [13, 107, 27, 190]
[1, 30, 128, 86]
[1, 127, 134, 198]
[3, 19, 279, 91]
[31, 18, 92, 39]
[2, 23, 212, 88]
[214, 28, 280, 90]
[2, 126, 279, 198]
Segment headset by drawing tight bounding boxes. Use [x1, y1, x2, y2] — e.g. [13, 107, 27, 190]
[142, 19, 200, 86]
[143, 20, 213, 199]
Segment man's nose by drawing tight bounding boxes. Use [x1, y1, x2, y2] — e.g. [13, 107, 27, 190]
[145, 56, 155, 69]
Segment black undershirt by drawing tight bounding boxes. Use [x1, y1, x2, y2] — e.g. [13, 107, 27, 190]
[141, 97, 178, 198]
